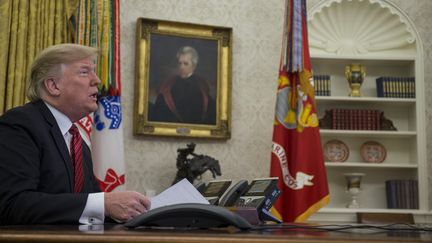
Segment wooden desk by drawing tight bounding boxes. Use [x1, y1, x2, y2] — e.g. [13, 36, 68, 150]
[0, 224, 431, 243]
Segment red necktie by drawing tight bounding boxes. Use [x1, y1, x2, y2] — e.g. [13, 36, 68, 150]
[69, 125, 84, 193]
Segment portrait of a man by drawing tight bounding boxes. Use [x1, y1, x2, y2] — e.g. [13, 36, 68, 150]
[134, 18, 232, 138]
[147, 34, 218, 125]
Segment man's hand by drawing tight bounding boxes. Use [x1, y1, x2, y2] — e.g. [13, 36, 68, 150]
[104, 191, 151, 222]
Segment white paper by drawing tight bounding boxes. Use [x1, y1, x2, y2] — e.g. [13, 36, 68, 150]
[150, 178, 209, 210]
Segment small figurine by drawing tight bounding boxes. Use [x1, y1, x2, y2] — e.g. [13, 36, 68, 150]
[172, 143, 221, 185]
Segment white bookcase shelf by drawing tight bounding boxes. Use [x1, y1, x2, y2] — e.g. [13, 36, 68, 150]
[325, 162, 418, 169]
[316, 96, 416, 105]
[308, 0, 429, 223]
[320, 130, 417, 138]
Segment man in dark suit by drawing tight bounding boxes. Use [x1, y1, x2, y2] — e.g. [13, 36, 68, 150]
[0, 44, 150, 225]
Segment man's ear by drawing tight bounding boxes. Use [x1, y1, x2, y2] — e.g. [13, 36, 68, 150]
[43, 78, 61, 96]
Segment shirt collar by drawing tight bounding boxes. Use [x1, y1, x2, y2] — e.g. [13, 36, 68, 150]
[183, 72, 194, 79]
[44, 101, 73, 136]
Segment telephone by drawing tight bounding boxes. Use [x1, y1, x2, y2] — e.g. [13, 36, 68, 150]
[201, 180, 232, 205]
[124, 203, 252, 230]
[234, 177, 281, 223]
[218, 179, 249, 207]
[194, 181, 207, 194]
[235, 177, 279, 208]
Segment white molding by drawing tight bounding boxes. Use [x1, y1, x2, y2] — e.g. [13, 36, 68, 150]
[308, 0, 416, 56]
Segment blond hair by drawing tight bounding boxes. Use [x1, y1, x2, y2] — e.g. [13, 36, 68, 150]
[27, 43, 99, 101]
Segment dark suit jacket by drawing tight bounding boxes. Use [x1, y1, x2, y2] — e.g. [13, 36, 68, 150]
[150, 74, 216, 125]
[0, 100, 101, 225]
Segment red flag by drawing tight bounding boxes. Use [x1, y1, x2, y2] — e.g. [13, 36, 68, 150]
[270, 0, 329, 222]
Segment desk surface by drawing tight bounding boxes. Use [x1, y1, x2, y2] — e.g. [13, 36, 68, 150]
[1, 224, 431, 243]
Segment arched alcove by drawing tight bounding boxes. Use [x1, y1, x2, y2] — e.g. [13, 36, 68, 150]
[308, 0, 420, 58]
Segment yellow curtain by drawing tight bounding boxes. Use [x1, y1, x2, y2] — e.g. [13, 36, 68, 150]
[0, 0, 78, 114]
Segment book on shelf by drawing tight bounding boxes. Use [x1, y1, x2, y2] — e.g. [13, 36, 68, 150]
[319, 108, 395, 131]
[313, 74, 331, 96]
[376, 76, 415, 98]
[385, 179, 418, 209]
[385, 180, 397, 209]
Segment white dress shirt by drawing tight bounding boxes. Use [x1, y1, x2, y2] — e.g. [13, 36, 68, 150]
[45, 102, 104, 225]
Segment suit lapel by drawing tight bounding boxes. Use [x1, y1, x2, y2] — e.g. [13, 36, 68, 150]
[35, 101, 74, 191]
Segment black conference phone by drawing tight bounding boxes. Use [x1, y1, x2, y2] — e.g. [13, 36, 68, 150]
[124, 203, 252, 230]
[125, 178, 280, 229]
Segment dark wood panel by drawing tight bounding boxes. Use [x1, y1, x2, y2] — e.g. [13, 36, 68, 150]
[0, 224, 430, 243]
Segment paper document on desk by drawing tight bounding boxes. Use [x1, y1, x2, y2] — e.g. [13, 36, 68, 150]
[150, 178, 209, 210]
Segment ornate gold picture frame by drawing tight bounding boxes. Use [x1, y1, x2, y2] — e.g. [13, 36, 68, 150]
[133, 18, 232, 139]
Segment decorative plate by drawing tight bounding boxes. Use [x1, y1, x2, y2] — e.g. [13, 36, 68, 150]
[360, 141, 386, 163]
[323, 139, 349, 162]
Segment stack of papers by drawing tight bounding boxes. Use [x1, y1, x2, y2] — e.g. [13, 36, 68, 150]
[150, 179, 209, 210]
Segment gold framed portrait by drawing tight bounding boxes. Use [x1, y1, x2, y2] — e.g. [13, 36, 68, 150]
[133, 18, 232, 139]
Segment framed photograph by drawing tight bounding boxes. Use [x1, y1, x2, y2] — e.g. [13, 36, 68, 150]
[133, 18, 232, 139]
